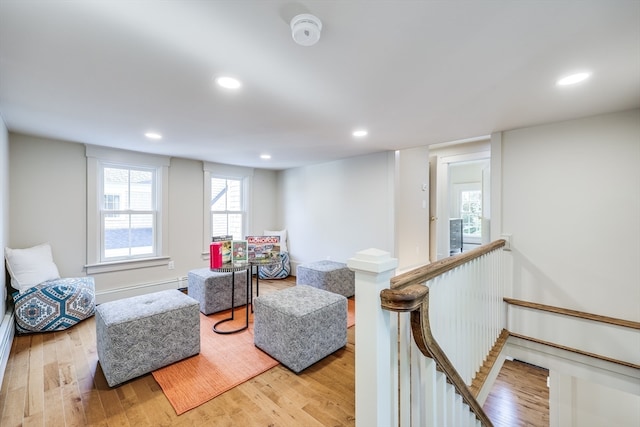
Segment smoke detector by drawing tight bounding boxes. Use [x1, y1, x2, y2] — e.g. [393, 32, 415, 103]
[291, 14, 322, 46]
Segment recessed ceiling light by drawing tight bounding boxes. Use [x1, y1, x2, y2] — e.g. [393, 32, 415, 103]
[144, 132, 162, 140]
[215, 76, 242, 89]
[260, 154, 271, 160]
[352, 129, 368, 138]
[556, 72, 591, 86]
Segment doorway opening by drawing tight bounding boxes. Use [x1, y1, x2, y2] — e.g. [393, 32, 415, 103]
[449, 159, 490, 252]
[429, 140, 490, 261]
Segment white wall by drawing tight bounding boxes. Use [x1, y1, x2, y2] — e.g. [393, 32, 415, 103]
[0, 116, 11, 388]
[249, 168, 279, 235]
[9, 134, 88, 278]
[555, 374, 640, 427]
[395, 147, 430, 271]
[499, 109, 640, 321]
[279, 151, 396, 270]
[8, 133, 278, 302]
[497, 110, 640, 424]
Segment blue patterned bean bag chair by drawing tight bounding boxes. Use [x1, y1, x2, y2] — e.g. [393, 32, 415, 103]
[5, 243, 96, 334]
[258, 252, 291, 279]
[13, 277, 96, 334]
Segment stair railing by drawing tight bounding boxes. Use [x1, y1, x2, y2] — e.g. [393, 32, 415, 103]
[372, 239, 505, 426]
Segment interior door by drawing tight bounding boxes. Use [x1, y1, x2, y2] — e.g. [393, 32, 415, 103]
[435, 155, 451, 260]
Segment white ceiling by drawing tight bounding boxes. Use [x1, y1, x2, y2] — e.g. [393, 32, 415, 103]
[1, 1, 638, 170]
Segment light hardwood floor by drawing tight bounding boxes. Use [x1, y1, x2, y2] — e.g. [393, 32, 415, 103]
[0, 276, 549, 426]
[0, 277, 355, 427]
[483, 359, 550, 427]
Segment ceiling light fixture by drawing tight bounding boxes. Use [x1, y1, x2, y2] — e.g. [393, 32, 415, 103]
[556, 72, 591, 86]
[215, 76, 242, 89]
[291, 14, 322, 46]
[144, 132, 162, 140]
[352, 129, 368, 138]
[260, 154, 271, 160]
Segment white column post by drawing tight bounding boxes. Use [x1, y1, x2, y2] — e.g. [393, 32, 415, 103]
[348, 248, 398, 427]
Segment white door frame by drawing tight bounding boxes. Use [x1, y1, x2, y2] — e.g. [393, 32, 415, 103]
[433, 151, 490, 260]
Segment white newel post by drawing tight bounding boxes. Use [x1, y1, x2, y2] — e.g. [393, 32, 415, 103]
[348, 248, 398, 427]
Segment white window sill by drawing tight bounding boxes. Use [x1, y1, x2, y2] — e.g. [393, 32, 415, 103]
[85, 256, 171, 274]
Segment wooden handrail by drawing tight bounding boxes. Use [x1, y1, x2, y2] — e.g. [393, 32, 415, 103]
[504, 298, 640, 330]
[390, 239, 505, 289]
[505, 298, 640, 369]
[381, 240, 506, 426]
[508, 332, 640, 370]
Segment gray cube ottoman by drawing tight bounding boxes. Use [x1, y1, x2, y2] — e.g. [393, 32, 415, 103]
[296, 260, 355, 297]
[96, 289, 200, 387]
[188, 268, 248, 315]
[254, 284, 347, 373]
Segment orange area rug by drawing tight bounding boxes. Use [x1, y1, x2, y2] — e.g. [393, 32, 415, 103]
[152, 298, 355, 415]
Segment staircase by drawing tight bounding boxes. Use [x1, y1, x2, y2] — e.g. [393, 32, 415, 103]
[347, 240, 640, 427]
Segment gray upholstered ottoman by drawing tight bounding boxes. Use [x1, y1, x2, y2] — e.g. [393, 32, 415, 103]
[254, 285, 347, 373]
[96, 289, 200, 387]
[296, 260, 355, 297]
[188, 268, 248, 315]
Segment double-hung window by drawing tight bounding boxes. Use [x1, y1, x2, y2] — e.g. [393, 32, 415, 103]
[203, 162, 253, 254]
[211, 177, 244, 240]
[101, 165, 156, 260]
[86, 145, 169, 273]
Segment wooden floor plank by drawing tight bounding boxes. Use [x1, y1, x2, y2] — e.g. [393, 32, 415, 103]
[8, 335, 30, 393]
[26, 333, 44, 421]
[62, 381, 89, 427]
[43, 386, 66, 427]
[210, 390, 259, 426]
[1, 385, 27, 427]
[242, 376, 326, 427]
[81, 389, 109, 427]
[126, 375, 176, 426]
[25, 368, 44, 423]
[118, 382, 154, 426]
[22, 411, 44, 427]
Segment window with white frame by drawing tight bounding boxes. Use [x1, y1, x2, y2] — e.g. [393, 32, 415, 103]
[452, 182, 482, 243]
[211, 177, 244, 240]
[86, 145, 169, 273]
[202, 162, 253, 254]
[101, 165, 156, 260]
[460, 189, 482, 238]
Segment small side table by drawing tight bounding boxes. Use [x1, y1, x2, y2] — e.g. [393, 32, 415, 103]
[249, 257, 283, 306]
[211, 262, 250, 334]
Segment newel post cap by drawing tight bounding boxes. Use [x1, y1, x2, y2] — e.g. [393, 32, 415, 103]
[347, 248, 397, 274]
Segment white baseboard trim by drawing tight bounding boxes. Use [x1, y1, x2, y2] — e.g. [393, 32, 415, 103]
[290, 260, 300, 276]
[0, 308, 15, 388]
[95, 277, 187, 304]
